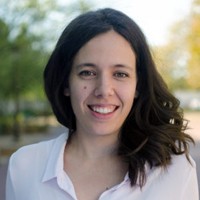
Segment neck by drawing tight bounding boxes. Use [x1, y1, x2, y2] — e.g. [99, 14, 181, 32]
[66, 131, 120, 161]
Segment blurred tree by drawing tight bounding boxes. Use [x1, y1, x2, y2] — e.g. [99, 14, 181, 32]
[155, 0, 200, 91]
[154, 20, 190, 91]
[67, 0, 94, 14]
[0, 18, 46, 141]
[0, 19, 11, 98]
[187, 0, 200, 89]
[0, 0, 50, 141]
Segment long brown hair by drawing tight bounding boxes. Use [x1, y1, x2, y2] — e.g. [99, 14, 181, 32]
[44, 8, 194, 187]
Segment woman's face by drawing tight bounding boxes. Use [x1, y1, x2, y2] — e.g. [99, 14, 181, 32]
[66, 30, 137, 138]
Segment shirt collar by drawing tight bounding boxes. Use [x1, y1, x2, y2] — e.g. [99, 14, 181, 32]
[42, 132, 69, 182]
[41, 131, 150, 187]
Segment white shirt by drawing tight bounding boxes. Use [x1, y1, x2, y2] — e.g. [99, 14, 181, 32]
[6, 132, 199, 200]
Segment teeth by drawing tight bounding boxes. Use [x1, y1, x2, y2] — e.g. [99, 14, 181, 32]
[91, 106, 116, 114]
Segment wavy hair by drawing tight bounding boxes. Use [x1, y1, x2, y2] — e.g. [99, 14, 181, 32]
[44, 8, 194, 187]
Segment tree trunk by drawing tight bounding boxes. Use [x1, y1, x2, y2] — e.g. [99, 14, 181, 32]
[12, 60, 21, 142]
[13, 92, 21, 142]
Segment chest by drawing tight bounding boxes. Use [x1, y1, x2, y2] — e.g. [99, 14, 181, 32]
[65, 164, 127, 200]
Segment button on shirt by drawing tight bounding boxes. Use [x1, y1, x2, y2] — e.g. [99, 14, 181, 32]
[6, 132, 199, 200]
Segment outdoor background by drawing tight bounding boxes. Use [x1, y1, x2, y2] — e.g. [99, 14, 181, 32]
[0, 0, 199, 199]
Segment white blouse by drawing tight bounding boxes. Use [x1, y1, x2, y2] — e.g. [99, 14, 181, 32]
[6, 132, 199, 200]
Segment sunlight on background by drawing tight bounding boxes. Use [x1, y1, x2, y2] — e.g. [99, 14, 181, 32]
[96, 0, 192, 45]
[58, 0, 192, 45]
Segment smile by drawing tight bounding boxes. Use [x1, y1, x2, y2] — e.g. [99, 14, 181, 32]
[88, 105, 118, 114]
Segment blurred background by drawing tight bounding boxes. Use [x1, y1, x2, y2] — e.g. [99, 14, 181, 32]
[0, 0, 199, 199]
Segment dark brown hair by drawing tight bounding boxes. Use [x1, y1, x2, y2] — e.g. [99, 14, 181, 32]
[44, 8, 194, 187]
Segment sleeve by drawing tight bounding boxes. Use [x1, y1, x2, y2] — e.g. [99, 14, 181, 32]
[180, 159, 199, 200]
[6, 155, 16, 200]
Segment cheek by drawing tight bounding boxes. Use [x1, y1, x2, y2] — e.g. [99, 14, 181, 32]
[125, 92, 135, 107]
[70, 85, 90, 103]
[120, 86, 136, 107]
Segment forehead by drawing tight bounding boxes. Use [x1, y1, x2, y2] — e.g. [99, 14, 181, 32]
[72, 30, 136, 68]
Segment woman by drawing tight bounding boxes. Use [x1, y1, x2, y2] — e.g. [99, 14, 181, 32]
[6, 8, 199, 200]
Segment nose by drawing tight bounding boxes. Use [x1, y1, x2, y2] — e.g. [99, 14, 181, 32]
[94, 74, 114, 98]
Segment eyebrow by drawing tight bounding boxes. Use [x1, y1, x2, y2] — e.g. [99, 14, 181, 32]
[75, 63, 97, 69]
[75, 63, 134, 70]
[114, 64, 133, 70]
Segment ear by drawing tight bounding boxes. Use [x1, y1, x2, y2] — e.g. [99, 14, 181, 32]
[64, 88, 70, 96]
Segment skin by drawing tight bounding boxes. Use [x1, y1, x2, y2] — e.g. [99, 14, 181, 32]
[64, 30, 137, 200]
[66, 30, 137, 143]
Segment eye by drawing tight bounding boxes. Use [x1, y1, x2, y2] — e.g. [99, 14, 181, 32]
[114, 72, 129, 78]
[79, 70, 96, 79]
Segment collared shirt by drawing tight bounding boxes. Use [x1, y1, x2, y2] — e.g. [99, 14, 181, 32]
[6, 132, 199, 200]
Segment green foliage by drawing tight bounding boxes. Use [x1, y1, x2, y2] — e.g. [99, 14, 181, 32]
[0, 114, 13, 135]
[0, 23, 45, 99]
[0, 2, 48, 139]
[154, 34, 189, 91]
[186, 0, 200, 89]
[154, 0, 200, 91]
[70, 0, 94, 13]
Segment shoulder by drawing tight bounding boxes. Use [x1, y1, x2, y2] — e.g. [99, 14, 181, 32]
[161, 154, 197, 194]
[147, 154, 196, 184]
[8, 133, 68, 171]
[147, 154, 197, 189]
[143, 154, 198, 199]
[156, 154, 197, 183]
[169, 154, 196, 174]
[165, 154, 198, 199]
[10, 138, 53, 164]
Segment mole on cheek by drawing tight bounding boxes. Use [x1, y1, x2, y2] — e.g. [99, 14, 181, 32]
[83, 86, 87, 89]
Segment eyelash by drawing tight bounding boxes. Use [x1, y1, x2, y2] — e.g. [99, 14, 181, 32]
[114, 72, 129, 78]
[78, 70, 129, 79]
[79, 70, 96, 77]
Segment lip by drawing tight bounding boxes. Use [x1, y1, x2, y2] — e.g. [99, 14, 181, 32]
[88, 104, 119, 120]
